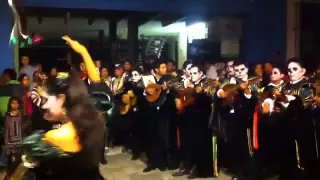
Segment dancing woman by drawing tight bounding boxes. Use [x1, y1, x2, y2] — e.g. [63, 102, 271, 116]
[18, 37, 106, 180]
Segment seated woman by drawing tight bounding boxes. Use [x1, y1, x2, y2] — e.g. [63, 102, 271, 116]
[18, 37, 106, 180]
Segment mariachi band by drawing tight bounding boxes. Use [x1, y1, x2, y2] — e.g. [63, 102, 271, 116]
[10, 36, 320, 180]
[106, 57, 320, 180]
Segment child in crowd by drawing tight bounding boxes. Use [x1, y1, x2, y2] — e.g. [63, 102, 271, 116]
[4, 97, 30, 177]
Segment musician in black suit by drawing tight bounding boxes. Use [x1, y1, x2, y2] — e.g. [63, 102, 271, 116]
[188, 65, 214, 179]
[118, 67, 145, 160]
[143, 61, 179, 172]
[258, 64, 286, 178]
[278, 58, 319, 180]
[215, 60, 258, 180]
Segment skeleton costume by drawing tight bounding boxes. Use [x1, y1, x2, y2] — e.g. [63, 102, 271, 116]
[113, 68, 144, 158]
[174, 65, 214, 179]
[121, 68, 145, 159]
[172, 62, 197, 177]
[278, 59, 319, 180]
[215, 62, 258, 180]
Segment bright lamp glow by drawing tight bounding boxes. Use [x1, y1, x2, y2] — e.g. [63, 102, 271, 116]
[187, 22, 208, 43]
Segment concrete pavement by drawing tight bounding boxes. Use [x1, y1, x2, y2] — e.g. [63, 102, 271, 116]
[100, 147, 232, 180]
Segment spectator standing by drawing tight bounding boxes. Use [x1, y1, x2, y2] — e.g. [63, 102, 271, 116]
[0, 69, 26, 118]
[19, 56, 36, 84]
[18, 74, 33, 117]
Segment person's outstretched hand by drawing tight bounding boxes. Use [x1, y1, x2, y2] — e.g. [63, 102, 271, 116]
[62, 36, 87, 54]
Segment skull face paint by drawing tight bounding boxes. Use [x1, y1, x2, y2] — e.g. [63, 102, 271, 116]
[270, 68, 284, 83]
[226, 61, 234, 76]
[131, 70, 142, 82]
[190, 66, 203, 83]
[234, 64, 248, 80]
[287, 62, 305, 81]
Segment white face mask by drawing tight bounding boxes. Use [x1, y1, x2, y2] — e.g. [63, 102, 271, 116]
[234, 64, 248, 80]
[190, 67, 203, 83]
[131, 71, 142, 82]
[42, 95, 64, 121]
[288, 62, 305, 81]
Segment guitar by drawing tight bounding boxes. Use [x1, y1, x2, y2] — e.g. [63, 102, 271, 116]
[145, 76, 182, 103]
[176, 79, 220, 114]
[221, 77, 261, 107]
[120, 91, 137, 115]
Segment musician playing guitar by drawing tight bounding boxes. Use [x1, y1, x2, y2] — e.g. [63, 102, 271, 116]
[215, 60, 258, 180]
[119, 67, 145, 160]
[261, 64, 286, 114]
[275, 58, 319, 179]
[110, 64, 130, 98]
[257, 64, 286, 179]
[143, 61, 179, 173]
[173, 64, 214, 179]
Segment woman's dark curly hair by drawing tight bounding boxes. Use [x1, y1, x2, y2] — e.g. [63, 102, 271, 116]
[45, 70, 104, 147]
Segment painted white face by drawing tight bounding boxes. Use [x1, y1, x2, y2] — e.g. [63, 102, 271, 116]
[190, 67, 203, 83]
[226, 61, 234, 76]
[42, 94, 65, 121]
[185, 64, 193, 77]
[234, 64, 248, 80]
[131, 70, 142, 82]
[288, 62, 305, 81]
[270, 68, 284, 82]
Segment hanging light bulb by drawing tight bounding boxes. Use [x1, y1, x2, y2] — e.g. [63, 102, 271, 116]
[20, 41, 25, 48]
[32, 34, 44, 44]
[27, 36, 32, 45]
[11, 36, 17, 45]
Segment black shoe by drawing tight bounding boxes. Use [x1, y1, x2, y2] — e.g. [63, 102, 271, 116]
[178, 162, 185, 170]
[187, 166, 198, 179]
[168, 162, 179, 170]
[158, 167, 166, 171]
[100, 158, 108, 165]
[122, 147, 128, 153]
[131, 155, 139, 161]
[143, 166, 155, 173]
[187, 173, 198, 179]
[172, 169, 190, 177]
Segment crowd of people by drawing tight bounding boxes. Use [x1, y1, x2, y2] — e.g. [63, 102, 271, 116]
[0, 36, 320, 180]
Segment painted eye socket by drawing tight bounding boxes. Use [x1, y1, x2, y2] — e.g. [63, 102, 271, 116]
[288, 67, 298, 73]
